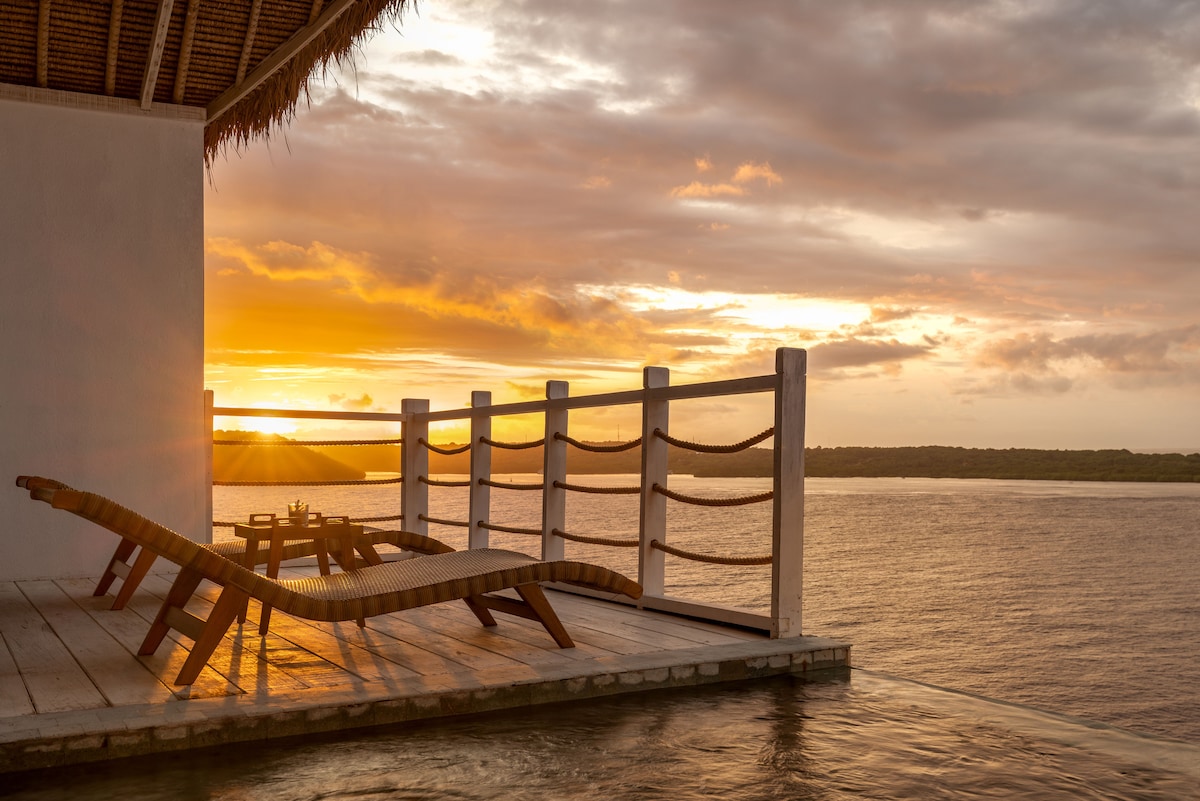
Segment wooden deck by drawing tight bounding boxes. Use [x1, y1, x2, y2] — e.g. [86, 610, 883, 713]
[0, 563, 850, 774]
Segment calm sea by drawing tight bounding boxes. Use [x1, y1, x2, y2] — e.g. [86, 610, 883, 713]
[17, 476, 1188, 799]
[212, 475, 1200, 743]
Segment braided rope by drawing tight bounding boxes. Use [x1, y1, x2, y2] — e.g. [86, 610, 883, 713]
[650, 539, 773, 566]
[212, 438, 403, 447]
[480, 478, 543, 491]
[653, 426, 774, 454]
[213, 520, 236, 527]
[553, 433, 643, 453]
[419, 476, 472, 488]
[480, 436, 545, 450]
[212, 477, 404, 487]
[479, 522, 542, 536]
[419, 514, 469, 528]
[419, 438, 471, 456]
[653, 483, 774, 507]
[551, 528, 639, 547]
[553, 480, 640, 495]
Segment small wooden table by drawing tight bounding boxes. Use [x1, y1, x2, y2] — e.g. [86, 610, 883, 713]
[233, 513, 381, 634]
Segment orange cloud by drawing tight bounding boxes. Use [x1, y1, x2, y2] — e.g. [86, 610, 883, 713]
[670, 181, 746, 199]
[205, 236, 709, 373]
[732, 161, 782, 186]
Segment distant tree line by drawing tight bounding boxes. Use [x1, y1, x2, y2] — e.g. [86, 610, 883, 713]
[692, 446, 1200, 483]
[216, 433, 1200, 483]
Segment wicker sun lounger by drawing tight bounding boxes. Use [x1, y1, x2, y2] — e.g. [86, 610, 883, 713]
[96, 521, 457, 611]
[16, 476, 643, 685]
[35, 472, 455, 612]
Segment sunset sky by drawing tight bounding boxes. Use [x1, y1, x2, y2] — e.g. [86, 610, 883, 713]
[204, 0, 1200, 451]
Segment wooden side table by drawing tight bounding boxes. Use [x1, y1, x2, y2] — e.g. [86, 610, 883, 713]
[233, 513, 377, 634]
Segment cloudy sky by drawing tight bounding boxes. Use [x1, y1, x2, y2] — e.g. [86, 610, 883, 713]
[204, 0, 1200, 450]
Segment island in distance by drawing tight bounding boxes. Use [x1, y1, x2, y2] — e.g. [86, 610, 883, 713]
[214, 432, 1200, 484]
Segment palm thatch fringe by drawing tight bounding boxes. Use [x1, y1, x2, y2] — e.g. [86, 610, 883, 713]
[204, 0, 412, 163]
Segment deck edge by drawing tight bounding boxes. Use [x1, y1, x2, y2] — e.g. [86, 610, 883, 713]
[0, 637, 850, 774]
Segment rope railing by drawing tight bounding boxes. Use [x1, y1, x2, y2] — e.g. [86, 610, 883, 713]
[552, 480, 640, 495]
[212, 476, 405, 487]
[652, 426, 774, 454]
[419, 514, 469, 528]
[208, 346, 806, 635]
[652, 483, 773, 507]
[479, 436, 545, 450]
[212, 437, 403, 447]
[650, 539, 773, 566]
[553, 433, 643, 452]
[479, 478, 542, 491]
[479, 521, 542, 536]
[551, 528, 639, 547]
[419, 438, 471, 456]
[350, 513, 405, 524]
[419, 476, 472, 488]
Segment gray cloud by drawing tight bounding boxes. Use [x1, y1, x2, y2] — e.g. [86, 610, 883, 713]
[976, 325, 1200, 376]
[809, 337, 935, 371]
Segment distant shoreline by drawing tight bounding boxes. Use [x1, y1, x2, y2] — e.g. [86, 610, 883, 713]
[215, 434, 1200, 484]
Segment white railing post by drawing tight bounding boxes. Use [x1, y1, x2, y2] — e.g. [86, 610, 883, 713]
[639, 366, 670, 598]
[541, 380, 569, 561]
[469, 391, 492, 549]
[203, 389, 214, 544]
[401, 398, 429, 537]
[771, 348, 806, 637]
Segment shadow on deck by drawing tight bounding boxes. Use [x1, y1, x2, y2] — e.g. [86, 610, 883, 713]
[0, 564, 849, 773]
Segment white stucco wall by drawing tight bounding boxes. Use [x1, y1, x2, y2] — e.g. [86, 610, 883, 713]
[0, 96, 209, 580]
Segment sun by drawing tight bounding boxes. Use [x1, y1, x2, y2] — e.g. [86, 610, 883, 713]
[233, 416, 298, 437]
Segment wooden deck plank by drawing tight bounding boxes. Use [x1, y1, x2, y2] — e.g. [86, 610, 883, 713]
[346, 628, 483, 679]
[135, 574, 336, 694]
[0, 582, 107, 714]
[70, 577, 268, 699]
[394, 602, 588, 668]
[549, 591, 765, 645]
[57, 578, 245, 700]
[0, 632, 35, 717]
[412, 595, 645, 659]
[21, 580, 176, 707]
[537, 596, 737, 651]
[356, 609, 530, 672]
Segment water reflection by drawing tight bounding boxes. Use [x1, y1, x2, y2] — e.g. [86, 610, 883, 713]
[6, 672, 1198, 800]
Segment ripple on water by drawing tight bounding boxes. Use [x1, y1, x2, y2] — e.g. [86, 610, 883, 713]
[4, 673, 1198, 801]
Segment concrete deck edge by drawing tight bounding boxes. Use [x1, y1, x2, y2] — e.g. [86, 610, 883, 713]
[0, 636, 851, 774]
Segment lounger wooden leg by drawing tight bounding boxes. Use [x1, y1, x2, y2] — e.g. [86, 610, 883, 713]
[174, 585, 247, 686]
[515, 584, 574, 648]
[109, 547, 157, 610]
[462, 596, 499, 628]
[355, 542, 384, 566]
[465, 586, 574, 648]
[94, 538, 137, 596]
[139, 566, 204, 656]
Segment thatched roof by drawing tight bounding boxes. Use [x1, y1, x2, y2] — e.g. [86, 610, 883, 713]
[0, 0, 412, 161]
